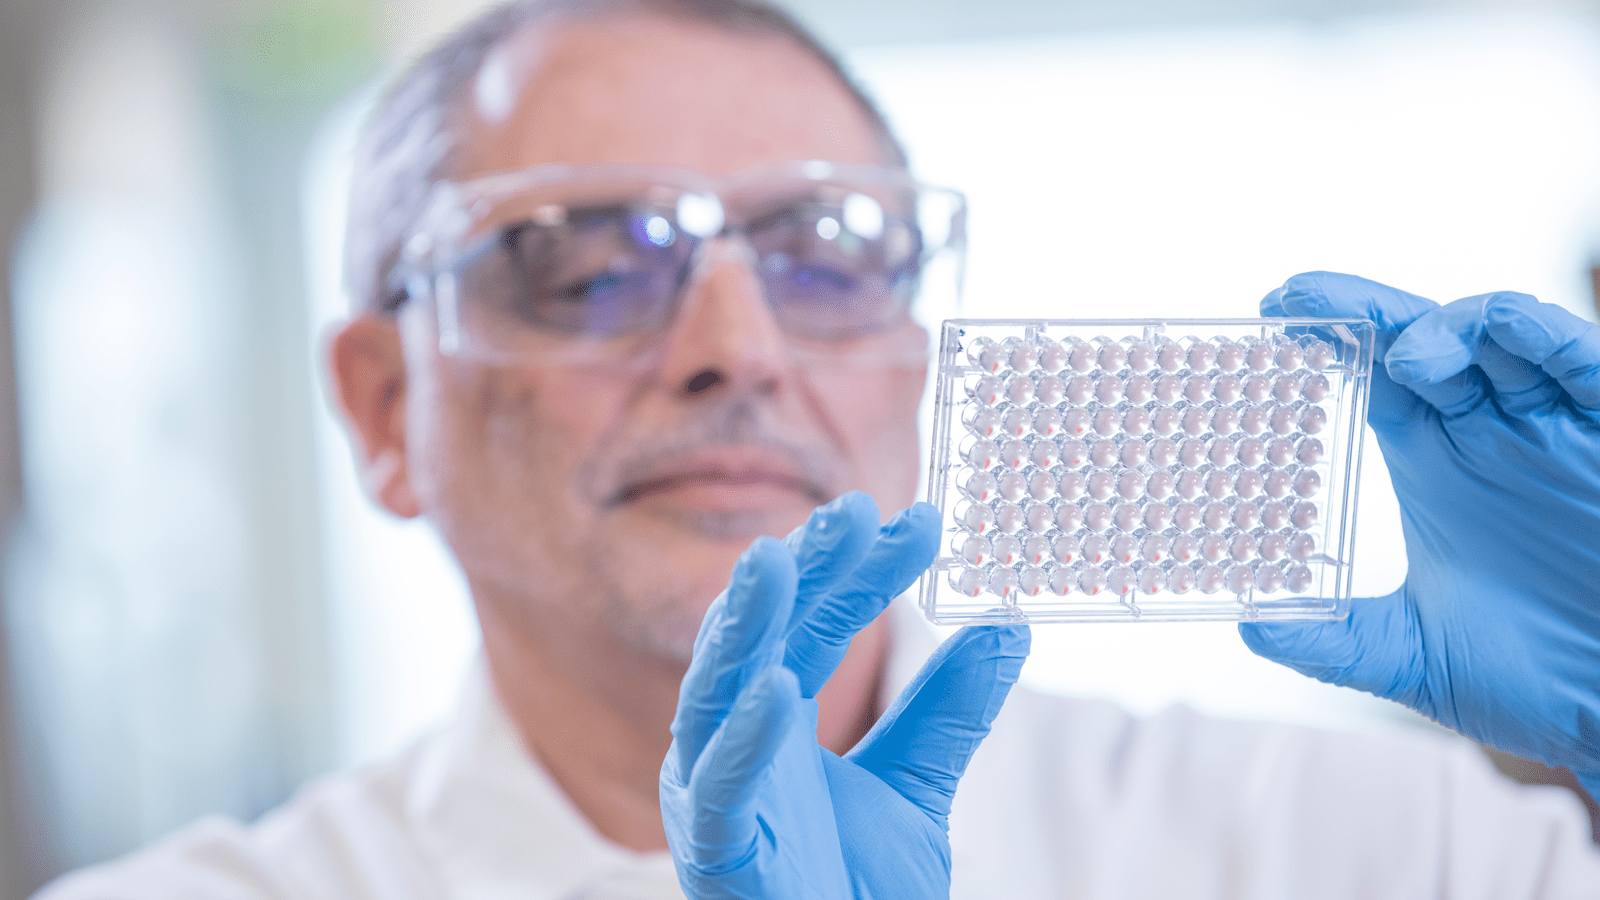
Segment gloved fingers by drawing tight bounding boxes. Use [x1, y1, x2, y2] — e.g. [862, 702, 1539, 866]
[1270, 271, 1438, 344]
[672, 537, 798, 776]
[1386, 292, 1565, 415]
[783, 503, 942, 698]
[1265, 272, 1436, 428]
[1471, 343, 1555, 413]
[845, 624, 1030, 823]
[1449, 293, 1564, 409]
[1387, 368, 1489, 419]
[1258, 285, 1290, 318]
[1381, 295, 1507, 417]
[1238, 588, 1428, 711]
[781, 491, 881, 635]
[1483, 293, 1600, 410]
[682, 664, 801, 867]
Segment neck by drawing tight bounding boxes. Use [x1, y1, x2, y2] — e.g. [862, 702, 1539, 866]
[478, 598, 891, 852]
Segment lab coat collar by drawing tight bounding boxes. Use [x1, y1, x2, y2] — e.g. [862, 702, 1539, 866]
[402, 597, 941, 900]
[404, 660, 682, 899]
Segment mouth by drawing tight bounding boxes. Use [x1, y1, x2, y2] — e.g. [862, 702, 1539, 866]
[612, 450, 831, 510]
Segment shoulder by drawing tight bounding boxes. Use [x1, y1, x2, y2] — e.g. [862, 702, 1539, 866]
[36, 816, 294, 900]
[972, 682, 1589, 827]
[35, 747, 445, 900]
[984, 684, 1581, 812]
[952, 684, 1600, 898]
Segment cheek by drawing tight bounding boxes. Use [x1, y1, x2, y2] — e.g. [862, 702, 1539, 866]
[816, 367, 925, 511]
[413, 364, 631, 583]
[473, 371, 630, 516]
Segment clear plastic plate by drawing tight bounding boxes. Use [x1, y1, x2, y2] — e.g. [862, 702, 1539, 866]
[920, 318, 1374, 624]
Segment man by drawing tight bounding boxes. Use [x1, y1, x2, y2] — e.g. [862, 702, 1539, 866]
[40, 0, 1600, 897]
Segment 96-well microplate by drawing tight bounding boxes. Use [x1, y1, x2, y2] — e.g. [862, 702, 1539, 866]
[921, 319, 1374, 624]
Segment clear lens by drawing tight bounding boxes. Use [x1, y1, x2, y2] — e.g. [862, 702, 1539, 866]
[459, 203, 696, 338]
[397, 162, 962, 368]
[748, 200, 921, 340]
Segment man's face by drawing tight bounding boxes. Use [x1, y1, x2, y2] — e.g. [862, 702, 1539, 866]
[395, 16, 927, 660]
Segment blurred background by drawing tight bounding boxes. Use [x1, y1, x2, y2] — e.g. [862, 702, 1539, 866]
[2, 0, 1600, 894]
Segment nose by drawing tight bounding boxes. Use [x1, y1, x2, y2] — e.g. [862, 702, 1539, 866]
[655, 240, 790, 400]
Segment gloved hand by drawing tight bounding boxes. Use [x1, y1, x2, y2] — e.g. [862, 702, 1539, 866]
[660, 491, 1030, 899]
[1239, 271, 1600, 797]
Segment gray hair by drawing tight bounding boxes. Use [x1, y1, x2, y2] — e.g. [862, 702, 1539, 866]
[344, 0, 909, 313]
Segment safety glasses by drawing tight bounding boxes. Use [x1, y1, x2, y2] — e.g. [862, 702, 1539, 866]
[390, 161, 966, 369]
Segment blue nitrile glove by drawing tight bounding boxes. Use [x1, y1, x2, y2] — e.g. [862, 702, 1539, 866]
[1239, 271, 1600, 797]
[660, 491, 1031, 899]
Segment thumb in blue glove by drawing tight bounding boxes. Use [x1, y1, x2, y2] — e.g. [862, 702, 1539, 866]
[660, 491, 1031, 898]
[1240, 272, 1600, 798]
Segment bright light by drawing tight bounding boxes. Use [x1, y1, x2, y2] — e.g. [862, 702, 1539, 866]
[843, 192, 885, 239]
[643, 214, 674, 246]
[675, 192, 724, 238]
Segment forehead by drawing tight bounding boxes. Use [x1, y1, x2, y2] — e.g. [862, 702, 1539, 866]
[454, 15, 888, 179]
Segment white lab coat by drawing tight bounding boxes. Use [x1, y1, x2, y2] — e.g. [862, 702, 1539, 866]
[39, 601, 1600, 899]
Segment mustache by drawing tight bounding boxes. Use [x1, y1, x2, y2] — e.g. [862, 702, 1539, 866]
[585, 396, 838, 507]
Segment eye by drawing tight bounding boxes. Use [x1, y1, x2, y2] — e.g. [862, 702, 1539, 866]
[550, 270, 642, 303]
[789, 264, 855, 294]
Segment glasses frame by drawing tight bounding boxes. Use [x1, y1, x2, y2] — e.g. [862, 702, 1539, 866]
[388, 160, 968, 370]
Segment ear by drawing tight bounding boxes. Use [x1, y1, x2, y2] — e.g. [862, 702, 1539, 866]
[327, 315, 421, 518]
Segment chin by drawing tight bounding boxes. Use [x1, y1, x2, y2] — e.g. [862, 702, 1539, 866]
[680, 508, 811, 542]
[570, 496, 829, 664]
[579, 522, 755, 652]
[624, 494, 819, 545]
